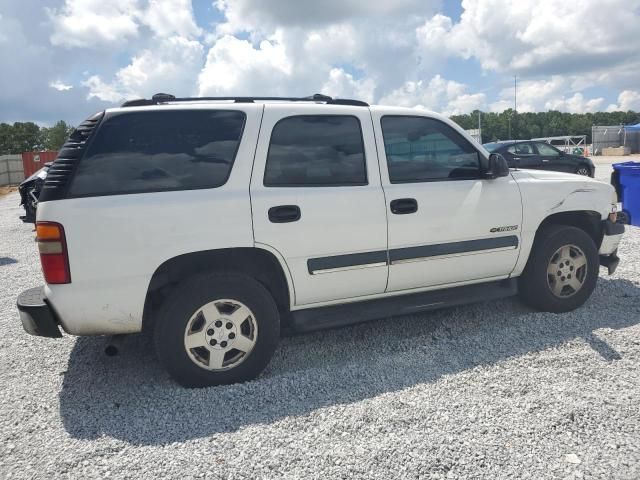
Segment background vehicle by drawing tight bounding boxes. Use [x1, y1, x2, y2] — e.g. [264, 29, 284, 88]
[17, 94, 623, 388]
[483, 140, 595, 177]
[18, 162, 51, 223]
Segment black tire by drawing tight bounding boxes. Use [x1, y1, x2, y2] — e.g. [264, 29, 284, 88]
[154, 272, 280, 388]
[575, 164, 591, 176]
[518, 225, 599, 313]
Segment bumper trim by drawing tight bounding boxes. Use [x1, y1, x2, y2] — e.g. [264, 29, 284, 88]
[604, 219, 625, 236]
[17, 287, 62, 338]
[599, 250, 620, 275]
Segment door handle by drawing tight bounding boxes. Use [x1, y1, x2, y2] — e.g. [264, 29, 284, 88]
[268, 205, 301, 223]
[542, 159, 550, 163]
[390, 198, 418, 215]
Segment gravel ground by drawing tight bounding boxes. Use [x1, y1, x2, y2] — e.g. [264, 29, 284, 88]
[1, 183, 640, 479]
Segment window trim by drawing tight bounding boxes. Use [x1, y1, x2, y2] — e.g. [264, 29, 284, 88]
[66, 109, 247, 199]
[381, 115, 485, 184]
[380, 115, 487, 185]
[263, 114, 369, 188]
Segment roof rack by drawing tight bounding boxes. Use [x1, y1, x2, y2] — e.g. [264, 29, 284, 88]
[120, 93, 369, 108]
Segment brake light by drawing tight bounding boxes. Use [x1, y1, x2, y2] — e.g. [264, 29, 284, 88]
[36, 222, 71, 284]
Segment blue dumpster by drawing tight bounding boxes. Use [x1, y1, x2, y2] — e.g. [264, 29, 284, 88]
[613, 161, 640, 226]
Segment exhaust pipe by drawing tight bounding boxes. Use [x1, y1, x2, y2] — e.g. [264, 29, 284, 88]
[104, 334, 126, 356]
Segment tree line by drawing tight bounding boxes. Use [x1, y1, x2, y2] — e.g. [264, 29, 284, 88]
[451, 109, 640, 144]
[1, 110, 639, 155]
[0, 121, 75, 155]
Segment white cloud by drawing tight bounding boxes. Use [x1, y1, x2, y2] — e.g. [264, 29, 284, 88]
[379, 75, 487, 115]
[50, 81, 73, 91]
[85, 36, 204, 101]
[49, 0, 201, 48]
[418, 0, 640, 81]
[49, 0, 141, 48]
[211, 0, 443, 96]
[141, 0, 201, 38]
[3, 0, 640, 125]
[215, 0, 436, 33]
[488, 76, 605, 114]
[607, 90, 640, 112]
[545, 93, 604, 114]
[198, 34, 291, 95]
[321, 68, 375, 103]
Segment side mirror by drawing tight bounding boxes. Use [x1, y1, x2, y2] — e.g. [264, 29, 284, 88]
[485, 153, 510, 179]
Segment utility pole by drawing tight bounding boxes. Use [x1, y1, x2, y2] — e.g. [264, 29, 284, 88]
[510, 75, 517, 140]
[478, 111, 482, 143]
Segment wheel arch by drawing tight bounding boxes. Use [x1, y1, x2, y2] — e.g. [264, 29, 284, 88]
[536, 210, 603, 248]
[142, 247, 293, 332]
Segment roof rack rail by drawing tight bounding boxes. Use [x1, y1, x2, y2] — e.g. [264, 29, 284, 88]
[120, 93, 369, 108]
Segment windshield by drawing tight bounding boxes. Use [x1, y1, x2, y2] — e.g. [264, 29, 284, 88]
[483, 142, 502, 152]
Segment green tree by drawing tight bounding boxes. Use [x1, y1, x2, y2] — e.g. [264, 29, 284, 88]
[450, 110, 640, 144]
[7, 122, 43, 153]
[0, 123, 12, 155]
[40, 120, 74, 151]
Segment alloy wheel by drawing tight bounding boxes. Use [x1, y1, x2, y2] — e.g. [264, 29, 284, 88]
[546, 244, 588, 298]
[183, 299, 258, 370]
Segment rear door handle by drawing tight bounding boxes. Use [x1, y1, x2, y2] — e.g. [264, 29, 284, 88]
[390, 198, 418, 215]
[268, 205, 301, 223]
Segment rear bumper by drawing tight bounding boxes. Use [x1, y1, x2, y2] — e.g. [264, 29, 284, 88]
[16, 287, 62, 338]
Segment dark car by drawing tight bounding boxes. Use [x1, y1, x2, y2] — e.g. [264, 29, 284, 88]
[483, 141, 595, 177]
[18, 162, 51, 223]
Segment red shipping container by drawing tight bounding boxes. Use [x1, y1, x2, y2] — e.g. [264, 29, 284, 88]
[22, 151, 58, 178]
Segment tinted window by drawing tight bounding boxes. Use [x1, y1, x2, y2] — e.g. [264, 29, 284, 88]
[507, 143, 535, 155]
[381, 116, 481, 183]
[483, 142, 502, 152]
[264, 115, 367, 187]
[69, 110, 246, 197]
[536, 143, 560, 156]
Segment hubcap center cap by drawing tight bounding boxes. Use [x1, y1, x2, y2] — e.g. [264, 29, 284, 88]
[205, 319, 236, 349]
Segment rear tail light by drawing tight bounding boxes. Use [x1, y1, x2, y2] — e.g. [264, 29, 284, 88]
[36, 222, 71, 284]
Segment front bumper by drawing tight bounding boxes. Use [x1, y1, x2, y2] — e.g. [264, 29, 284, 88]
[17, 287, 62, 338]
[599, 220, 625, 275]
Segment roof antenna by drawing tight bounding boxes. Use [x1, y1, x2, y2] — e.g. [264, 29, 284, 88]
[151, 93, 176, 103]
[304, 93, 333, 102]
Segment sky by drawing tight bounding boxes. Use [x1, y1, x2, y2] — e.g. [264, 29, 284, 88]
[1, 0, 639, 125]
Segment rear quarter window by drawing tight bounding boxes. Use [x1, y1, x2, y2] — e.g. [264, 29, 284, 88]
[68, 109, 246, 197]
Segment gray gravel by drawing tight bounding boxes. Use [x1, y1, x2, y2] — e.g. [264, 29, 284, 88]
[1, 186, 640, 480]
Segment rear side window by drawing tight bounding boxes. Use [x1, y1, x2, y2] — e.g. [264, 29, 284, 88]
[507, 143, 535, 155]
[69, 110, 245, 197]
[381, 116, 481, 183]
[264, 115, 367, 187]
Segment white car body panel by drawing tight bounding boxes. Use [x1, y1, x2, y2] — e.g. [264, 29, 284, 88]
[369, 107, 523, 291]
[508, 169, 615, 276]
[38, 103, 263, 335]
[33, 102, 620, 335]
[249, 104, 389, 306]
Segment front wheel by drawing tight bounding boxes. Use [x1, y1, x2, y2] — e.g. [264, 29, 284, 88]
[575, 165, 591, 176]
[154, 272, 280, 387]
[518, 225, 599, 312]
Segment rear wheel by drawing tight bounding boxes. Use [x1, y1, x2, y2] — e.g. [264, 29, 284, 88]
[154, 272, 280, 387]
[518, 225, 599, 312]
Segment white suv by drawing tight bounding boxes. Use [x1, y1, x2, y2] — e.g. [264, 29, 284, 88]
[17, 93, 624, 387]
